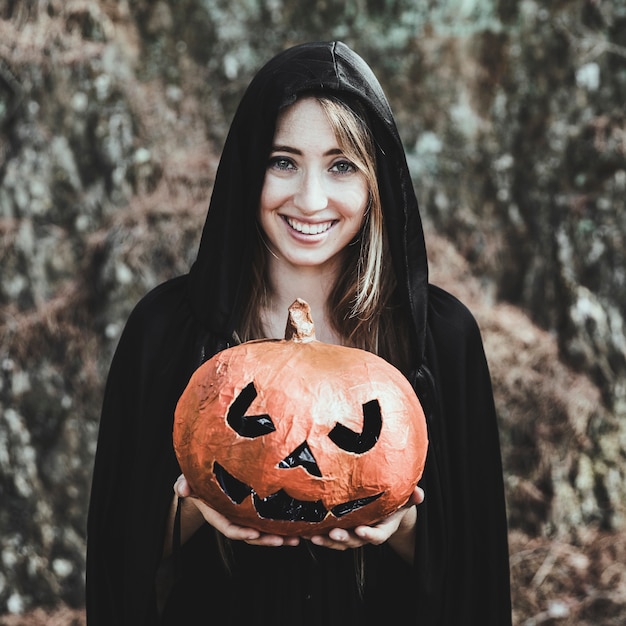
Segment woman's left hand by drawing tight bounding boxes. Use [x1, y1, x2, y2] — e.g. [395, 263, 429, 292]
[307, 486, 424, 558]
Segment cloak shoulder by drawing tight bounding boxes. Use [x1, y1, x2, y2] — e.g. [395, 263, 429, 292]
[414, 284, 511, 624]
[86, 275, 207, 625]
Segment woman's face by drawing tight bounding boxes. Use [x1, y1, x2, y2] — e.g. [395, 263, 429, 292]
[259, 97, 369, 274]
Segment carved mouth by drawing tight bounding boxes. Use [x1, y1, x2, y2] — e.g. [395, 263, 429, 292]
[214, 461, 383, 523]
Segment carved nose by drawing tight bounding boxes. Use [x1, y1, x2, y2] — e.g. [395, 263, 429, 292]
[278, 441, 322, 477]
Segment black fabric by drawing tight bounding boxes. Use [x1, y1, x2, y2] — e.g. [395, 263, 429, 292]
[86, 41, 512, 625]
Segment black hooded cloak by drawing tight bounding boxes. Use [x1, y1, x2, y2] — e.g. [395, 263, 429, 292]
[86, 42, 512, 625]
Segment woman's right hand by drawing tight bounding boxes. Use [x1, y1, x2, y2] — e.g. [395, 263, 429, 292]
[173, 474, 301, 547]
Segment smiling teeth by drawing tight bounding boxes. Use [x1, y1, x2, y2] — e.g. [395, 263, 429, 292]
[286, 217, 333, 235]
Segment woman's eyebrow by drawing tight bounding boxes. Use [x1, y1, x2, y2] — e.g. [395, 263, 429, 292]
[271, 145, 300, 154]
[270, 145, 343, 156]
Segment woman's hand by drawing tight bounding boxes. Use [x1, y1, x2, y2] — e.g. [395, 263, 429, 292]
[307, 486, 424, 563]
[173, 474, 301, 547]
[171, 475, 422, 559]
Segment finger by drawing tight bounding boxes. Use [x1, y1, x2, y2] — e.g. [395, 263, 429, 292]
[354, 510, 404, 543]
[412, 486, 425, 505]
[309, 536, 353, 550]
[402, 486, 424, 508]
[309, 530, 364, 550]
[245, 535, 301, 547]
[280, 535, 301, 547]
[174, 474, 192, 497]
[353, 524, 390, 545]
[328, 528, 350, 542]
[189, 497, 261, 541]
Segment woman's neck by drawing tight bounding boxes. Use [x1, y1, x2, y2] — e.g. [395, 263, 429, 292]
[263, 258, 342, 344]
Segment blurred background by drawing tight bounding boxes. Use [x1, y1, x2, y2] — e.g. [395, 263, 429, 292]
[1, 1, 625, 624]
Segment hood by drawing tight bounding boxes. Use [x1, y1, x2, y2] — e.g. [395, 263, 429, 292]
[188, 41, 429, 367]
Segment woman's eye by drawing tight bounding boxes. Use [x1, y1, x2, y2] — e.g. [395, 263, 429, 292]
[331, 160, 357, 174]
[269, 156, 294, 171]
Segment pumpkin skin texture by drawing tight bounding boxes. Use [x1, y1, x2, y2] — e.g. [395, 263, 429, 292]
[173, 299, 428, 537]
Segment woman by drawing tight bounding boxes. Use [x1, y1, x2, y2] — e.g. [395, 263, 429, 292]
[86, 41, 512, 625]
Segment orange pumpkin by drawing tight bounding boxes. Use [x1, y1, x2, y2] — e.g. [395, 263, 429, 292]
[173, 299, 428, 536]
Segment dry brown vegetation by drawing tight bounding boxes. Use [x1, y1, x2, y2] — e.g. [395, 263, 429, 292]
[2, 1, 626, 624]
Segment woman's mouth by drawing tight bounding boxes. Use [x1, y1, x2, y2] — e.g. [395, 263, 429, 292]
[284, 216, 335, 235]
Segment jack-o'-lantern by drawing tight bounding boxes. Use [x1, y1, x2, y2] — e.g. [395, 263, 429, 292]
[173, 299, 428, 537]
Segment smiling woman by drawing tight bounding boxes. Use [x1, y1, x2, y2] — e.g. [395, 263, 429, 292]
[260, 98, 368, 265]
[86, 41, 512, 626]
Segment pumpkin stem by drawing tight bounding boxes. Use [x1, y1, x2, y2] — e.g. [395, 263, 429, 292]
[285, 299, 316, 343]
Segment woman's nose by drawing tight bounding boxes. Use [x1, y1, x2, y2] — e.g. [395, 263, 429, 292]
[293, 171, 328, 213]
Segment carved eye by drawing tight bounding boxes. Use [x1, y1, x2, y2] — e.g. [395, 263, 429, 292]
[328, 399, 381, 453]
[227, 382, 276, 438]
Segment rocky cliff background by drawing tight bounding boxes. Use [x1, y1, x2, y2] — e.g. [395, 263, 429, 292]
[1, 1, 625, 624]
